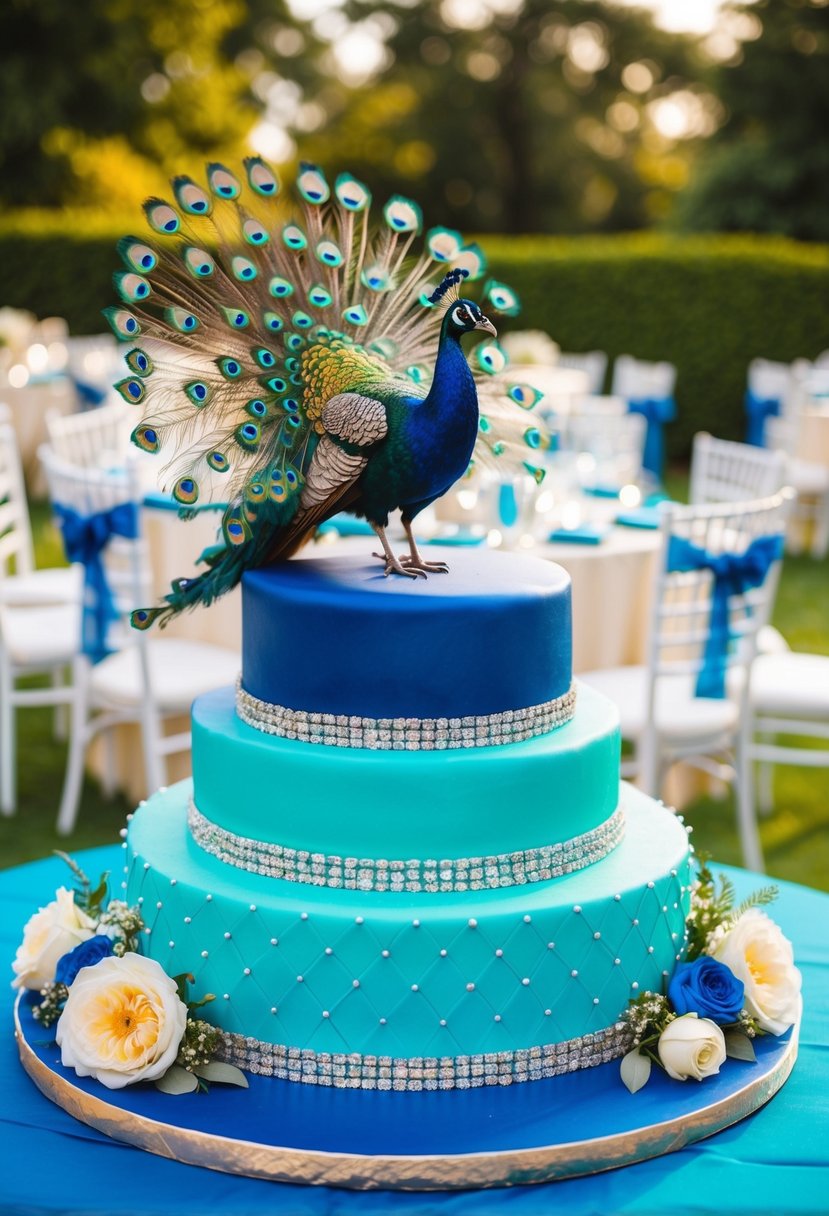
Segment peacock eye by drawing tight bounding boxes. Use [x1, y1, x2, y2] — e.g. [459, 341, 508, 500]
[452, 305, 469, 327]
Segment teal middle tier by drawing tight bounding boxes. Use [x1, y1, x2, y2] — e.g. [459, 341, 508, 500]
[125, 782, 692, 1080]
[192, 682, 622, 862]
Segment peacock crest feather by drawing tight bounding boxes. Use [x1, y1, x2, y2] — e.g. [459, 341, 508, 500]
[112, 159, 546, 625]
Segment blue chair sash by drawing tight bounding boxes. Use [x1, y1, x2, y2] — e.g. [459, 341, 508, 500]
[744, 389, 780, 447]
[627, 396, 676, 480]
[54, 501, 140, 663]
[666, 533, 784, 698]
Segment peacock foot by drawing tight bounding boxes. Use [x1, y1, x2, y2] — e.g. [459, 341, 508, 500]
[372, 551, 425, 579]
[398, 553, 450, 575]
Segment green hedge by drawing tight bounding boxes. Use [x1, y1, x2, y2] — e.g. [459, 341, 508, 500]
[1, 213, 827, 457]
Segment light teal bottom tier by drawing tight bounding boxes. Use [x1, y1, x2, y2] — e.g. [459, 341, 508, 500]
[125, 783, 692, 1063]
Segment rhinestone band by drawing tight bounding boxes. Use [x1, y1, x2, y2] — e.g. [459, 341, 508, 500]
[188, 801, 626, 893]
[236, 682, 577, 751]
[217, 1022, 634, 1091]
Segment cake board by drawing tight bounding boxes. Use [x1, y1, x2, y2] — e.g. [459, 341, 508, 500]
[15, 992, 799, 1191]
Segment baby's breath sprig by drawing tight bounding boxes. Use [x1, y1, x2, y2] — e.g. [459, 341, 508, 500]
[32, 981, 69, 1028]
[621, 990, 675, 1058]
[177, 1018, 221, 1074]
[98, 900, 144, 954]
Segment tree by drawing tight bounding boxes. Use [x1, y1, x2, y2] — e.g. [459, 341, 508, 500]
[674, 0, 829, 241]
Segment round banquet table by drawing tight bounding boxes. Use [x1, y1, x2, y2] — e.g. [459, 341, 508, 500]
[1, 847, 826, 1216]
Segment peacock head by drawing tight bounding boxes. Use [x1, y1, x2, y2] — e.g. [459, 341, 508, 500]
[444, 299, 497, 339]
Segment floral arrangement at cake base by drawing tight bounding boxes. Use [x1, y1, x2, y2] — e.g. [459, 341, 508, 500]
[619, 858, 801, 1092]
[12, 853, 247, 1096]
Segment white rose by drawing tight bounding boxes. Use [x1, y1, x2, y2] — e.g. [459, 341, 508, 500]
[714, 908, 802, 1035]
[56, 953, 188, 1089]
[11, 887, 97, 991]
[658, 1013, 726, 1082]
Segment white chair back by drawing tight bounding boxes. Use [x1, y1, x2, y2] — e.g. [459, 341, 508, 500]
[566, 410, 646, 486]
[38, 445, 152, 654]
[611, 354, 676, 400]
[571, 394, 626, 416]
[647, 491, 793, 701]
[46, 401, 133, 469]
[556, 351, 608, 394]
[689, 433, 787, 506]
[0, 417, 35, 580]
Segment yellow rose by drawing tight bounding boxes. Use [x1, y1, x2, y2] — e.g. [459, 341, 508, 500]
[12, 887, 96, 991]
[56, 953, 188, 1089]
[658, 1013, 726, 1082]
[714, 908, 802, 1036]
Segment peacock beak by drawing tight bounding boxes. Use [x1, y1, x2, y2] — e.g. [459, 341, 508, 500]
[474, 316, 497, 336]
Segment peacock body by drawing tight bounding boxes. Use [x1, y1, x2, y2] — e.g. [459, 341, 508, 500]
[106, 160, 546, 628]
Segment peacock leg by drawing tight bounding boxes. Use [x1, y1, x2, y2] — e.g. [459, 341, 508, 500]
[399, 518, 449, 574]
[371, 523, 423, 578]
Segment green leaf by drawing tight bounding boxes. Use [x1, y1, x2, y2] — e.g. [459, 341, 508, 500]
[87, 872, 110, 912]
[724, 1031, 757, 1062]
[173, 972, 194, 1003]
[620, 1048, 652, 1094]
[193, 1061, 249, 1087]
[187, 992, 216, 1011]
[155, 1064, 199, 1095]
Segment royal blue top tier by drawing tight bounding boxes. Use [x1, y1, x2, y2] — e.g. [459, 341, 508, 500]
[241, 549, 572, 720]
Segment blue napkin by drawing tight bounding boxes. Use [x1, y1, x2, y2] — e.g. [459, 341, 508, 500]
[615, 506, 663, 529]
[317, 513, 374, 537]
[425, 532, 486, 547]
[548, 524, 608, 545]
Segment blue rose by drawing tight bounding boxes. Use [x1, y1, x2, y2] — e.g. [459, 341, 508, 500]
[668, 956, 745, 1025]
[55, 934, 114, 987]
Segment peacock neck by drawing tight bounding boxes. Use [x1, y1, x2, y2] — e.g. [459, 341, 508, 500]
[423, 327, 478, 420]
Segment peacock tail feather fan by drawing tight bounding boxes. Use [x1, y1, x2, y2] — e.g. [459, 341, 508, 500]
[113, 160, 546, 623]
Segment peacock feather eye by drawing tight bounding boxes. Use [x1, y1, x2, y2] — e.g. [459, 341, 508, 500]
[426, 226, 463, 263]
[524, 462, 545, 485]
[486, 279, 521, 316]
[131, 606, 164, 630]
[335, 172, 371, 212]
[284, 413, 302, 430]
[523, 427, 542, 449]
[383, 195, 422, 234]
[183, 247, 215, 278]
[491, 441, 505, 456]
[406, 365, 429, 384]
[508, 384, 544, 409]
[253, 347, 276, 368]
[454, 242, 487, 280]
[315, 239, 343, 268]
[207, 451, 230, 472]
[282, 224, 307, 251]
[207, 163, 241, 199]
[103, 307, 141, 340]
[297, 162, 330, 204]
[270, 469, 286, 500]
[222, 307, 250, 330]
[217, 357, 243, 380]
[479, 415, 491, 433]
[288, 372, 303, 386]
[245, 398, 269, 419]
[291, 311, 313, 330]
[125, 348, 153, 376]
[419, 286, 438, 308]
[131, 427, 160, 457]
[245, 480, 267, 504]
[235, 421, 261, 450]
[173, 476, 199, 505]
[172, 176, 211, 215]
[285, 333, 305, 352]
[308, 285, 332, 308]
[113, 272, 151, 303]
[143, 199, 180, 234]
[285, 467, 300, 489]
[268, 277, 294, 298]
[264, 376, 287, 394]
[166, 307, 199, 333]
[263, 312, 285, 333]
[242, 219, 269, 246]
[184, 380, 210, 406]
[361, 265, 393, 292]
[370, 337, 398, 360]
[115, 377, 146, 404]
[282, 397, 299, 413]
[118, 238, 157, 273]
[244, 156, 280, 197]
[284, 357, 300, 373]
[475, 341, 507, 375]
[222, 508, 250, 547]
[231, 255, 257, 281]
[342, 305, 368, 326]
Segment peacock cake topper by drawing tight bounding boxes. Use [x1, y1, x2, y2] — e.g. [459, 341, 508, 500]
[107, 160, 547, 629]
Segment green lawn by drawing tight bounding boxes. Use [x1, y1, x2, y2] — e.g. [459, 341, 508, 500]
[2, 487, 828, 890]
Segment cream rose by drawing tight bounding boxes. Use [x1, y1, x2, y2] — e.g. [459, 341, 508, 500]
[658, 1013, 726, 1082]
[12, 887, 97, 991]
[56, 953, 188, 1089]
[713, 908, 801, 1035]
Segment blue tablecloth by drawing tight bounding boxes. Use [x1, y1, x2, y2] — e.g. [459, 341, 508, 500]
[1, 848, 827, 1215]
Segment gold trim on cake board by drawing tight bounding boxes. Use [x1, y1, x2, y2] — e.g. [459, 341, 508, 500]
[14, 995, 800, 1191]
